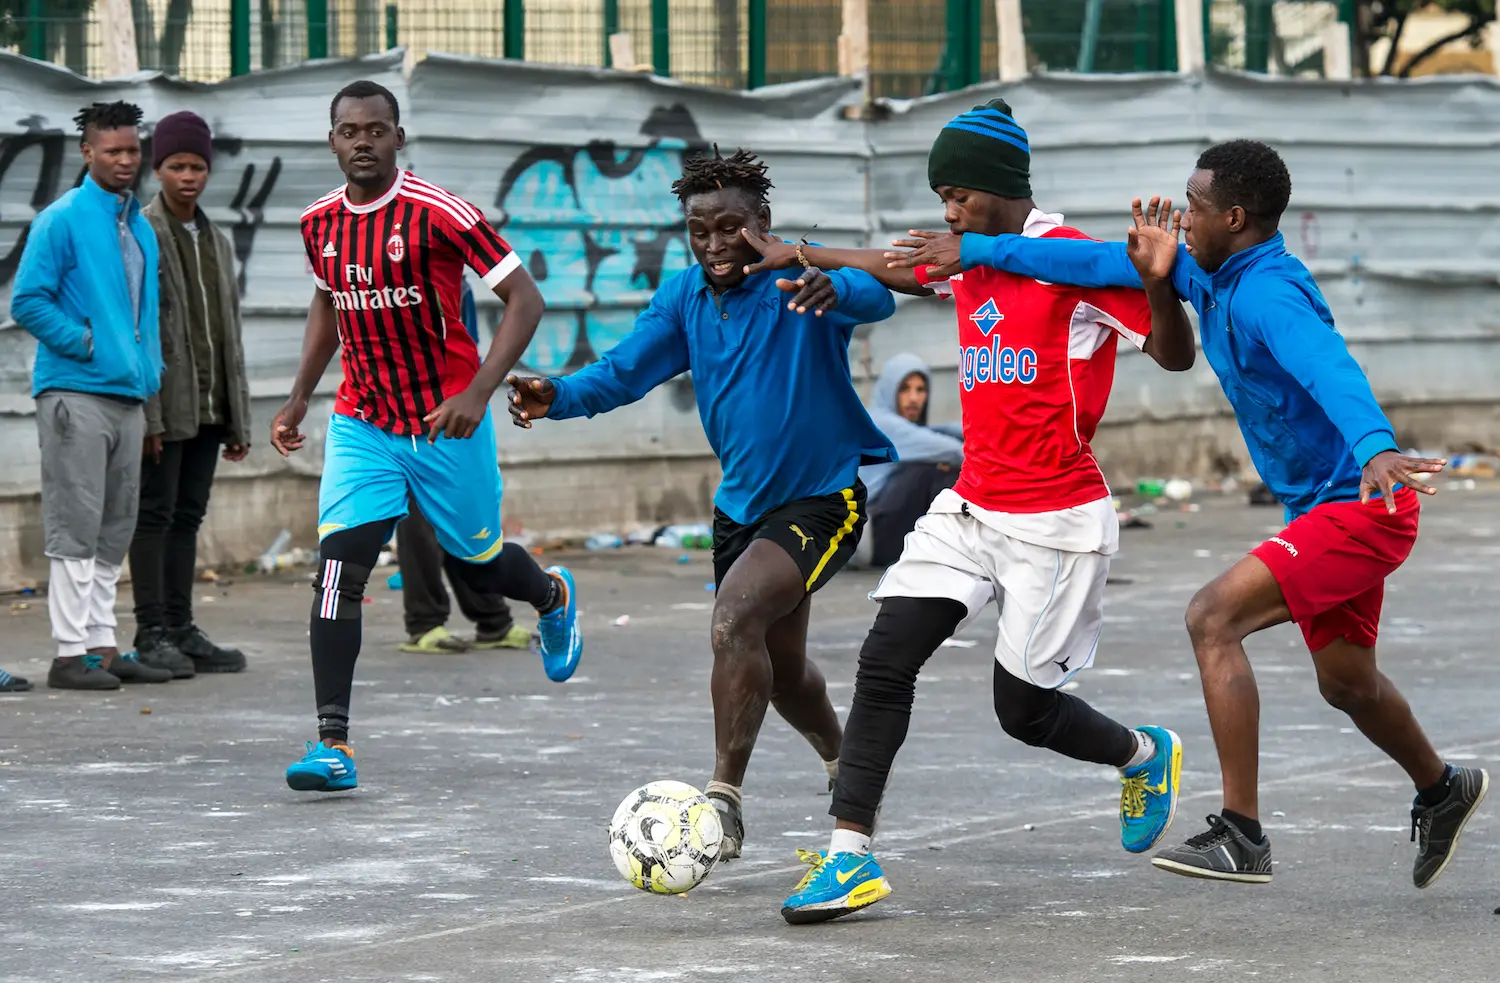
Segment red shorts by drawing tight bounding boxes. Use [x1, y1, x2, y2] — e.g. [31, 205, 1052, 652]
[1250, 488, 1420, 651]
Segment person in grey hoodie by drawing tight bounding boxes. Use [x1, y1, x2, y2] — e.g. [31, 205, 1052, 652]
[129, 110, 252, 677]
[857, 353, 964, 567]
[10, 101, 169, 690]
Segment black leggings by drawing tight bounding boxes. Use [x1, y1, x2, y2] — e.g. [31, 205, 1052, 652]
[831, 596, 1137, 828]
[311, 520, 556, 743]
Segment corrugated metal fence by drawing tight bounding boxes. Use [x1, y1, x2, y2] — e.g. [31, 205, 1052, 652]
[1, 50, 1498, 584]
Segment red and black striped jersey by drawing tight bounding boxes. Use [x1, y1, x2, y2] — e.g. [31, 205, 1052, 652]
[300, 170, 520, 434]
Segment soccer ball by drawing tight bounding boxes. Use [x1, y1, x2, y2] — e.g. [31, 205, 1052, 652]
[608, 780, 723, 894]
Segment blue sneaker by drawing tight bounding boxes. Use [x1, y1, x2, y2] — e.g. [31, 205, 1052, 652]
[285, 740, 357, 792]
[781, 849, 892, 925]
[1120, 725, 1182, 853]
[537, 566, 582, 682]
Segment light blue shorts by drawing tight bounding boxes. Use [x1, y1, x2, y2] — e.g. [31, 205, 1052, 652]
[318, 411, 504, 563]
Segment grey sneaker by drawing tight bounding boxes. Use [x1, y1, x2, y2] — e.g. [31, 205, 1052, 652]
[109, 651, 174, 684]
[1151, 814, 1273, 884]
[706, 790, 744, 861]
[1412, 766, 1489, 889]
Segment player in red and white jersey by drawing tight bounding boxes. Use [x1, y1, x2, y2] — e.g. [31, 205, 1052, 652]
[748, 99, 1201, 924]
[268, 81, 583, 795]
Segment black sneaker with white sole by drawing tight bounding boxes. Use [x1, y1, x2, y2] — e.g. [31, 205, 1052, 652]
[1411, 766, 1489, 889]
[706, 790, 744, 861]
[1151, 813, 1273, 884]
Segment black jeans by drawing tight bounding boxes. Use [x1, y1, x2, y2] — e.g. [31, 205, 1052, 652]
[868, 462, 960, 567]
[128, 426, 224, 632]
[832, 596, 1137, 828]
[396, 497, 514, 638]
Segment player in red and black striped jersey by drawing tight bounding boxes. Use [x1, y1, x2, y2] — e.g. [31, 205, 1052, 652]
[269, 81, 584, 794]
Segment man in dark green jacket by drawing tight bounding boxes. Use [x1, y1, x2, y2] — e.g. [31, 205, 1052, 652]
[129, 111, 252, 676]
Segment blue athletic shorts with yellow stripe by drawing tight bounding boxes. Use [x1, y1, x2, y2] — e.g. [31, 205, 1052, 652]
[318, 410, 504, 563]
[711, 481, 866, 592]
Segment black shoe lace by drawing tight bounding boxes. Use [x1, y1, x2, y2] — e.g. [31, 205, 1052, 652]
[1410, 804, 1431, 846]
[1183, 814, 1234, 850]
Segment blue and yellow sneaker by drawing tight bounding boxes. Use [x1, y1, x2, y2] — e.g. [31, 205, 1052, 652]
[781, 849, 892, 925]
[1120, 725, 1182, 853]
[538, 566, 582, 682]
[285, 740, 357, 792]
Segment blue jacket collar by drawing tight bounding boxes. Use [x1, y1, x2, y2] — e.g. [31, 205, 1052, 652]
[80, 172, 140, 217]
[1211, 232, 1286, 285]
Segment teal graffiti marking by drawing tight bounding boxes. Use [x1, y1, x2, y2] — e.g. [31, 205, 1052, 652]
[495, 105, 706, 376]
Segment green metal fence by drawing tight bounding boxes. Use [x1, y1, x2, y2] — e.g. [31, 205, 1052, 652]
[1, 0, 1358, 92]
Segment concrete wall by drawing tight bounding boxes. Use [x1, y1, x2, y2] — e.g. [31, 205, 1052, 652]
[3, 51, 1499, 587]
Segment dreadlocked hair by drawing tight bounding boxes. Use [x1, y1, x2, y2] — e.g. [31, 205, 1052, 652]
[73, 101, 144, 137]
[671, 145, 773, 206]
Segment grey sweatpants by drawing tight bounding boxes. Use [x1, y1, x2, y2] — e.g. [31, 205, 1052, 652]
[36, 392, 145, 657]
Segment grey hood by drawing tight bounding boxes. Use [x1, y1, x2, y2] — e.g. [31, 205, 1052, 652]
[859, 353, 964, 502]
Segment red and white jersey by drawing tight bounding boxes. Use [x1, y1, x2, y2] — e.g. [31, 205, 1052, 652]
[916, 210, 1152, 541]
[300, 170, 520, 435]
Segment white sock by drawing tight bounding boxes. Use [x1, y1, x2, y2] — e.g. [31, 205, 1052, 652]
[828, 828, 871, 857]
[823, 759, 838, 782]
[704, 780, 741, 806]
[1122, 729, 1156, 771]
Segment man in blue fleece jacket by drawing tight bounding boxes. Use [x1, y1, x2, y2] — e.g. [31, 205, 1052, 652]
[891, 139, 1486, 889]
[11, 101, 168, 692]
[507, 147, 897, 861]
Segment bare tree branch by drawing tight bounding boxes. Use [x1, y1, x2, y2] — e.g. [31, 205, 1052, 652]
[1381, 11, 1410, 75]
[1397, 17, 1488, 76]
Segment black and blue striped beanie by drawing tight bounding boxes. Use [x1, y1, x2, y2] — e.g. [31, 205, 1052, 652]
[927, 98, 1031, 199]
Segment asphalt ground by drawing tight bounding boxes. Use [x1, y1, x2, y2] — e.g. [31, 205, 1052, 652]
[2, 490, 1497, 982]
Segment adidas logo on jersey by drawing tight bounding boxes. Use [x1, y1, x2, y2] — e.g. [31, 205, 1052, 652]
[322, 241, 337, 257]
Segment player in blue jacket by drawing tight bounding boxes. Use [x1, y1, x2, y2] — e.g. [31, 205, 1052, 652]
[507, 147, 897, 861]
[889, 139, 1486, 888]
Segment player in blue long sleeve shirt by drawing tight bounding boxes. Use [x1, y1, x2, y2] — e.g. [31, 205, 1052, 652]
[890, 140, 1485, 889]
[507, 148, 898, 859]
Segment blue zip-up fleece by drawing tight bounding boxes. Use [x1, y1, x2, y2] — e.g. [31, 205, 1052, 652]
[548, 263, 899, 525]
[960, 231, 1397, 518]
[11, 174, 163, 401]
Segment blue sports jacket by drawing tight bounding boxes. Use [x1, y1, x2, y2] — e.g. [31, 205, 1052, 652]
[11, 173, 162, 401]
[960, 232, 1397, 518]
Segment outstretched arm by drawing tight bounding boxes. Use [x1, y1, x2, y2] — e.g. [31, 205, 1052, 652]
[510, 290, 690, 426]
[742, 230, 932, 296]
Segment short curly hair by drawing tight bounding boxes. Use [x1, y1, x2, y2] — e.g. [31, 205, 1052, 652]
[671, 145, 773, 208]
[1195, 140, 1292, 226]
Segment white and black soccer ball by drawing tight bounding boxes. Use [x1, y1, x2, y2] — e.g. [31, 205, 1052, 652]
[608, 780, 723, 894]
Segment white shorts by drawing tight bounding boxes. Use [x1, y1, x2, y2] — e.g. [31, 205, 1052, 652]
[871, 508, 1110, 689]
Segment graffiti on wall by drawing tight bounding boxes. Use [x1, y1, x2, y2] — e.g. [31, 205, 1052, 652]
[0, 119, 280, 298]
[2, 102, 701, 382]
[495, 104, 706, 376]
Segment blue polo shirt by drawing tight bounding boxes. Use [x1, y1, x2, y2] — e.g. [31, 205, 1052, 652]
[548, 264, 899, 524]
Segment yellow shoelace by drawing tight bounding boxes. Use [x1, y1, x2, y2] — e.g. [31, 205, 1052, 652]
[1120, 775, 1150, 819]
[792, 848, 830, 891]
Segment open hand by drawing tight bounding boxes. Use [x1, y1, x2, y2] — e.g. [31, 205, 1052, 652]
[776, 268, 839, 316]
[506, 374, 556, 429]
[740, 229, 801, 275]
[270, 397, 308, 457]
[423, 386, 489, 442]
[1126, 196, 1181, 282]
[883, 230, 962, 280]
[1360, 450, 1446, 512]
